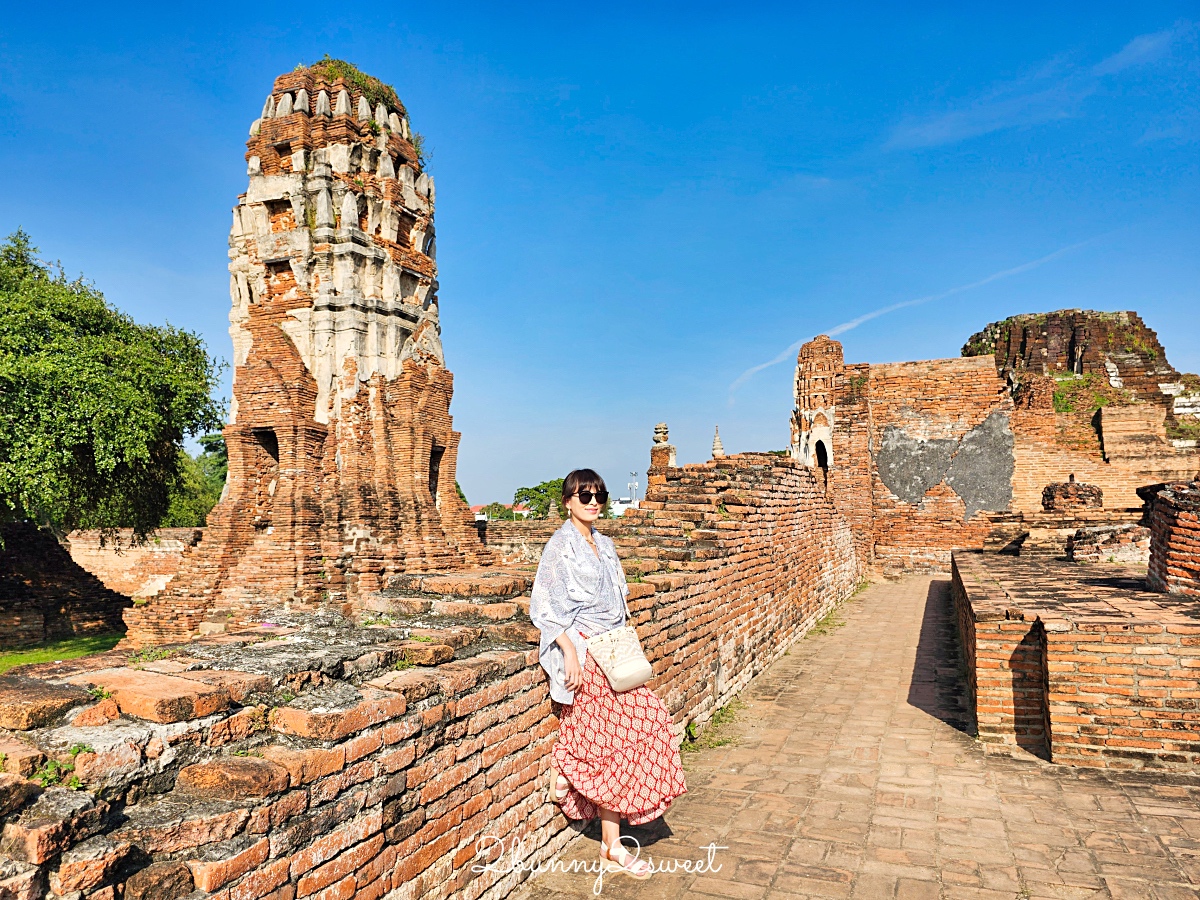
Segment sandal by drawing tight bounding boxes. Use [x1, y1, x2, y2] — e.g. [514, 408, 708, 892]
[546, 767, 570, 805]
[599, 841, 652, 880]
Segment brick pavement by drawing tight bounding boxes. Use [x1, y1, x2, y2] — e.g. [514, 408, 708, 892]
[511, 577, 1200, 899]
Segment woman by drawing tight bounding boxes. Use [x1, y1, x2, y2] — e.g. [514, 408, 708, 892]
[529, 468, 687, 880]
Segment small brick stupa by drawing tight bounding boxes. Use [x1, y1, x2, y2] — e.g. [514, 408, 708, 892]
[1042, 474, 1103, 511]
[125, 61, 489, 644]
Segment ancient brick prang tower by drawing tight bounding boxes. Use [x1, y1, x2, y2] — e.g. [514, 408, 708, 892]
[790, 335, 844, 470]
[125, 62, 489, 644]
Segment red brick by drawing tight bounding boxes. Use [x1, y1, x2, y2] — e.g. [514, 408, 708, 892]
[188, 838, 269, 892]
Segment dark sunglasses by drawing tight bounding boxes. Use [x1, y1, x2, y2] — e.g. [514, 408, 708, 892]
[573, 490, 609, 505]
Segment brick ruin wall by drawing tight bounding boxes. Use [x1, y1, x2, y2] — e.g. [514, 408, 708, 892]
[0, 525, 130, 650]
[793, 323, 1200, 576]
[0, 452, 861, 900]
[1146, 481, 1200, 597]
[963, 309, 1182, 400]
[472, 520, 621, 567]
[65, 531, 202, 601]
[951, 553, 1200, 769]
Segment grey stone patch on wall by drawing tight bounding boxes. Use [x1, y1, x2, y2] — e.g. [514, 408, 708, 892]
[876, 411, 1015, 518]
[876, 427, 957, 505]
[944, 411, 1015, 519]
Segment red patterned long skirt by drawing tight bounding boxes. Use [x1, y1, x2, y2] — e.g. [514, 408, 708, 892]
[553, 650, 687, 825]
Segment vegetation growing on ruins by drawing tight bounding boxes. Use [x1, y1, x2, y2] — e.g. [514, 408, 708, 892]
[1051, 373, 1134, 415]
[1106, 325, 1158, 359]
[0, 231, 224, 538]
[682, 697, 744, 754]
[300, 55, 401, 112]
[1167, 418, 1200, 443]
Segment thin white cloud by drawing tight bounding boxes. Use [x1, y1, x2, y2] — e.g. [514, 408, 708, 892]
[726, 239, 1091, 403]
[1093, 28, 1178, 76]
[887, 23, 1191, 150]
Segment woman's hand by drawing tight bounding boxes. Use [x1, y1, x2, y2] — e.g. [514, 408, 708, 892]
[556, 634, 584, 692]
[562, 646, 583, 692]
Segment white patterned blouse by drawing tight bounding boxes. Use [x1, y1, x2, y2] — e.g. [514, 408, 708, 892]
[529, 519, 629, 704]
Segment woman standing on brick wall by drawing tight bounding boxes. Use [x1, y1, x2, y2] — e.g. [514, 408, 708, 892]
[530, 468, 686, 881]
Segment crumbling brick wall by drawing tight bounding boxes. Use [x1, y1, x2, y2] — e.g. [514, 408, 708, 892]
[1146, 481, 1200, 596]
[963, 309, 1181, 405]
[952, 552, 1200, 769]
[0, 524, 130, 650]
[65, 530, 202, 600]
[475, 520, 619, 567]
[794, 322, 1200, 577]
[0, 451, 862, 900]
[794, 343, 1016, 575]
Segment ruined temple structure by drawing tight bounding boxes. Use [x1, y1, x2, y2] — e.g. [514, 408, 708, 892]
[792, 315, 1200, 574]
[0, 428, 864, 900]
[964, 309, 1200, 440]
[124, 63, 490, 645]
[964, 309, 1182, 402]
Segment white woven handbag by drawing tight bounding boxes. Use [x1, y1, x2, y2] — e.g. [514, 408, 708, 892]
[586, 626, 654, 692]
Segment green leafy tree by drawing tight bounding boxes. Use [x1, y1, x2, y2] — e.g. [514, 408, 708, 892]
[514, 478, 566, 519]
[163, 435, 228, 527]
[0, 230, 225, 537]
[480, 502, 518, 521]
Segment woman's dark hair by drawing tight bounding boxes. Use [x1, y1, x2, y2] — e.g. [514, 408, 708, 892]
[562, 468, 606, 505]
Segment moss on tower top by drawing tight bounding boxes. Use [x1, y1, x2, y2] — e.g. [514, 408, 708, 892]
[296, 55, 402, 113]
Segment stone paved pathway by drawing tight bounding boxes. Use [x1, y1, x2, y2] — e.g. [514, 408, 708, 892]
[511, 577, 1200, 899]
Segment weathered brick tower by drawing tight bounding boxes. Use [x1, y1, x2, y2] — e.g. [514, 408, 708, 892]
[125, 61, 489, 643]
[791, 335, 844, 470]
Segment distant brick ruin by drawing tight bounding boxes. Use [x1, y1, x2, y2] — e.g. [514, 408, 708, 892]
[793, 311, 1200, 575]
[123, 64, 490, 646]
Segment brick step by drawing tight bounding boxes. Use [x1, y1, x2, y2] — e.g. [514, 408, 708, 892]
[384, 569, 531, 600]
[358, 593, 524, 621]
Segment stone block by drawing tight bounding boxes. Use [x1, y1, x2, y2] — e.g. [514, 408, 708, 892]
[365, 669, 439, 701]
[269, 687, 406, 741]
[259, 746, 346, 786]
[71, 698, 120, 727]
[0, 676, 92, 730]
[0, 774, 39, 818]
[0, 789, 108, 864]
[207, 706, 268, 746]
[0, 860, 42, 900]
[0, 740, 45, 778]
[71, 740, 143, 784]
[188, 835, 270, 892]
[49, 834, 131, 894]
[175, 758, 291, 800]
[65, 668, 231, 723]
[178, 670, 273, 703]
[122, 860, 194, 900]
[116, 797, 250, 853]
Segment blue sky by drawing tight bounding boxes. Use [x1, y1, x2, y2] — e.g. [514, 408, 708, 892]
[1, 4, 1197, 504]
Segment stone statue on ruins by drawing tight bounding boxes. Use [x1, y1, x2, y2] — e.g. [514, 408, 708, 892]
[124, 61, 491, 645]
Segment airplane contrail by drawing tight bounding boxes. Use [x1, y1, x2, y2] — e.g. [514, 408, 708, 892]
[726, 239, 1092, 403]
